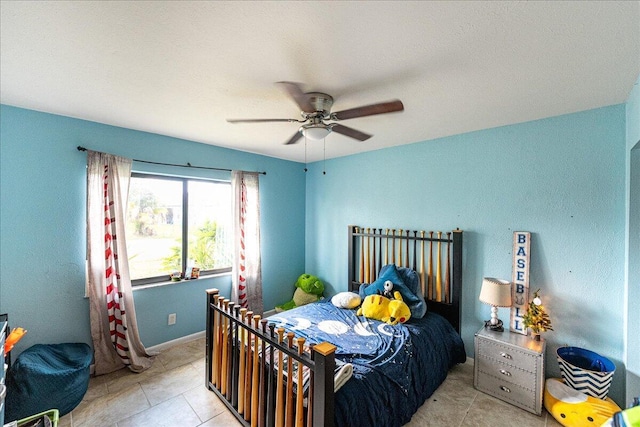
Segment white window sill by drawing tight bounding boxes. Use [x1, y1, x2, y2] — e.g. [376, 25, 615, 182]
[132, 271, 232, 291]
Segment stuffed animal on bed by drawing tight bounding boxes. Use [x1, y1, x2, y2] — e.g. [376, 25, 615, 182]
[359, 264, 427, 319]
[380, 280, 395, 299]
[331, 292, 362, 309]
[275, 273, 324, 312]
[356, 291, 411, 325]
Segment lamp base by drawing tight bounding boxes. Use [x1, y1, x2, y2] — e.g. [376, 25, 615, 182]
[484, 318, 504, 332]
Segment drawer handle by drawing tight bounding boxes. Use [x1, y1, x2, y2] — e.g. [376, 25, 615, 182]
[500, 386, 511, 393]
[500, 352, 512, 360]
[499, 369, 512, 376]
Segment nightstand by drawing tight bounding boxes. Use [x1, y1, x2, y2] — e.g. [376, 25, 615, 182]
[474, 327, 545, 415]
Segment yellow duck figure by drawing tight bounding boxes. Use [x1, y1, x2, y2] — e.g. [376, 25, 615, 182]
[544, 378, 621, 427]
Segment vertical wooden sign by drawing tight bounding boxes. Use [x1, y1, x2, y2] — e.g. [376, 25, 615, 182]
[510, 231, 530, 335]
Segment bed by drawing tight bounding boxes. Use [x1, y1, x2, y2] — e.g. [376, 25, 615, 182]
[205, 225, 465, 427]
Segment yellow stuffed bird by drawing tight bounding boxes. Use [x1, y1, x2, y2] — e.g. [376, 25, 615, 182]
[544, 378, 621, 427]
[356, 291, 411, 325]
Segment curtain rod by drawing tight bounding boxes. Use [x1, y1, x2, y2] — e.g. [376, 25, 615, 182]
[76, 146, 266, 175]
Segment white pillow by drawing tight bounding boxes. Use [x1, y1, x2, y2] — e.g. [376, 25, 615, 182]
[331, 292, 362, 309]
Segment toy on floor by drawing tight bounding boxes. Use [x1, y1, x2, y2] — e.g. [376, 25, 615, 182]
[601, 405, 640, 427]
[544, 378, 621, 427]
[275, 273, 324, 312]
[356, 291, 411, 325]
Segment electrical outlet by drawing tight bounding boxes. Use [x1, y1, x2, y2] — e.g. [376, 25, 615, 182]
[168, 313, 176, 325]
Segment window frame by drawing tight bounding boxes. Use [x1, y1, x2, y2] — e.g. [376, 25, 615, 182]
[128, 172, 232, 286]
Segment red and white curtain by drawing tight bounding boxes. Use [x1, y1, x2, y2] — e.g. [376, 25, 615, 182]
[231, 171, 263, 314]
[86, 151, 154, 375]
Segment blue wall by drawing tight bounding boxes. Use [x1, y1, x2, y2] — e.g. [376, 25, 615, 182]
[626, 74, 640, 403]
[305, 105, 627, 404]
[0, 105, 306, 350]
[628, 75, 640, 150]
[0, 99, 634, 406]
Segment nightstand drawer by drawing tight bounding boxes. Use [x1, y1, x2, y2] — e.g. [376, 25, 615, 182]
[474, 328, 545, 415]
[476, 354, 536, 390]
[475, 370, 537, 413]
[477, 337, 538, 372]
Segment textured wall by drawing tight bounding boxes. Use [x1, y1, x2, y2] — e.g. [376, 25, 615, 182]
[626, 74, 640, 404]
[305, 105, 627, 404]
[0, 105, 306, 349]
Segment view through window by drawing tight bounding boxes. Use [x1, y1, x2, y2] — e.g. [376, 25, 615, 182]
[126, 173, 232, 284]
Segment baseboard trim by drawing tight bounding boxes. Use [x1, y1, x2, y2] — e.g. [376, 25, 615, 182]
[146, 330, 206, 353]
[90, 331, 207, 375]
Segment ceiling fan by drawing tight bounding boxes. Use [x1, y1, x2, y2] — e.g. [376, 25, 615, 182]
[227, 82, 404, 145]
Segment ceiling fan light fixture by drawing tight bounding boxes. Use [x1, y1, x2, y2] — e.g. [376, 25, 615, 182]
[300, 124, 331, 140]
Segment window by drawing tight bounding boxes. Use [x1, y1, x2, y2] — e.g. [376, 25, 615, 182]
[126, 173, 232, 285]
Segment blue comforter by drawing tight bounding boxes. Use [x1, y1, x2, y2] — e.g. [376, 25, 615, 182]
[269, 300, 466, 427]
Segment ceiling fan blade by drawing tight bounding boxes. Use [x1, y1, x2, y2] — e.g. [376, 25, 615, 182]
[227, 118, 300, 124]
[331, 124, 372, 141]
[276, 81, 315, 113]
[332, 99, 404, 121]
[284, 131, 304, 145]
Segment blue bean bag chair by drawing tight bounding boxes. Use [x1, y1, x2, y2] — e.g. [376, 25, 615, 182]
[5, 343, 92, 422]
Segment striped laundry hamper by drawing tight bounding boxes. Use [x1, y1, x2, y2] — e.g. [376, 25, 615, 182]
[557, 346, 615, 399]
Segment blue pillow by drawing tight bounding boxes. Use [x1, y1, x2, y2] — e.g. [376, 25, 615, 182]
[358, 264, 427, 318]
[396, 266, 427, 319]
[396, 266, 420, 295]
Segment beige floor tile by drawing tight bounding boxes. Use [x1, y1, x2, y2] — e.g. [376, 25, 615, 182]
[84, 374, 109, 401]
[183, 383, 229, 422]
[70, 338, 562, 427]
[100, 365, 137, 383]
[157, 340, 204, 370]
[460, 392, 546, 427]
[140, 362, 201, 406]
[105, 358, 167, 394]
[191, 355, 207, 374]
[188, 337, 206, 351]
[448, 358, 475, 382]
[545, 410, 565, 427]
[57, 412, 72, 427]
[72, 394, 107, 427]
[197, 410, 243, 427]
[73, 383, 149, 427]
[405, 368, 478, 426]
[117, 395, 202, 427]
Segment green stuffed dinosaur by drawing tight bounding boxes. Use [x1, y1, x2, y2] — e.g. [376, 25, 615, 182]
[275, 274, 324, 312]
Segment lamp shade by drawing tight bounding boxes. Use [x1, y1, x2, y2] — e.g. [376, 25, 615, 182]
[479, 277, 512, 307]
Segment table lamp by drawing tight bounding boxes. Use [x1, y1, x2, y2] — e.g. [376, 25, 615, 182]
[479, 277, 512, 331]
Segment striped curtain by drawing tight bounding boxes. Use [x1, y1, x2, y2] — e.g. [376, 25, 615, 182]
[231, 171, 263, 314]
[86, 151, 154, 375]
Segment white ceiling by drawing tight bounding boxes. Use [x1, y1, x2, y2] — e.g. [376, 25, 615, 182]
[1, 1, 639, 163]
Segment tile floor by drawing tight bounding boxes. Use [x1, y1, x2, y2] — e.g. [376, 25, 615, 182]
[58, 337, 564, 427]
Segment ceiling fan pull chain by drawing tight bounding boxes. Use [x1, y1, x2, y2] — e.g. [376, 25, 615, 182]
[304, 135, 308, 172]
[323, 137, 326, 175]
